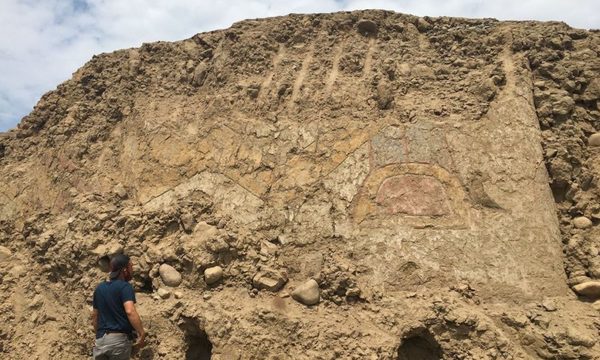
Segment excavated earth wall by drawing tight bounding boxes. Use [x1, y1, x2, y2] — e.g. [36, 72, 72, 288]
[0, 10, 599, 359]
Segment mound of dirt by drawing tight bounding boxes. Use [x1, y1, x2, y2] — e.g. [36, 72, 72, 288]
[0, 10, 599, 359]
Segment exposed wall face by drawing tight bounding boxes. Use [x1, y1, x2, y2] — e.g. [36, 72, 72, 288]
[0, 10, 599, 360]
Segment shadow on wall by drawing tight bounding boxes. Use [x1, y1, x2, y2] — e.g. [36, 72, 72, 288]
[181, 317, 213, 360]
[397, 328, 442, 360]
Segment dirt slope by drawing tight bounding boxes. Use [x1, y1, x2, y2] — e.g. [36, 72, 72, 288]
[0, 10, 599, 359]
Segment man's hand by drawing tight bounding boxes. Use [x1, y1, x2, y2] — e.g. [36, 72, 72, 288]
[131, 332, 146, 355]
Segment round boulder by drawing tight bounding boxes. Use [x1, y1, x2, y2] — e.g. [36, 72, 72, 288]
[204, 266, 223, 285]
[159, 264, 182, 287]
[291, 279, 320, 306]
[588, 133, 600, 147]
[573, 216, 593, 229]
[573, 281, 600, 298]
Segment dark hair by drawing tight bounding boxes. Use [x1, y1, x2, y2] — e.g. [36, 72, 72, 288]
[109, 254, 130, 279]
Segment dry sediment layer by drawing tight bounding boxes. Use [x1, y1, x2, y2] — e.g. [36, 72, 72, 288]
[0, 10, 599, 359]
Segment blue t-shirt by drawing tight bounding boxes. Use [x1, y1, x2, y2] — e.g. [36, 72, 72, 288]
[93, 280, 136, 339]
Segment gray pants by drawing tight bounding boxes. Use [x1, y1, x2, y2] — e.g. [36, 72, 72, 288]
[93, 333, 132, 360]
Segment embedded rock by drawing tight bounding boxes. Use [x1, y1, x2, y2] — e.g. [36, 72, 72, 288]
[157, 288, 171, 299]
[291, 279, 320, 306]
[159, 264, 182, 287]
[573, 282, 600, 298]
[204, 266, 223, 285]
[588, 133, 600, 146]
[357, 19, 378, 35]
[253, 268, 287, 292]
[573, 216, 593, 229]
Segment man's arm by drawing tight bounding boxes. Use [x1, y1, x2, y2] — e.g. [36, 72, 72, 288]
[124, 301, 146, 350]
[92, 309, 98, 333]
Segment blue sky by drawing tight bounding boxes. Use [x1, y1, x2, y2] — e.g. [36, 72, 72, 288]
[1, 0, 599, 132]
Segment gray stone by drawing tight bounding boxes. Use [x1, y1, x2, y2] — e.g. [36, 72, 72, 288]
[253, 268, 287, 292]
[573, 216, 593, 229]
[157, 288, 171, 299]
[291, 279, 320, 306]
[573, 281, 600, 298]
[588, 133, 600, 147]
[357, 19, 377, 35]
[0, 246, 12, 261]
[159, 264, 182, 287]
[204, 266, 223, 285]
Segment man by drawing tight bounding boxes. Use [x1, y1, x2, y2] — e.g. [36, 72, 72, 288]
[92, 254, 146, 359]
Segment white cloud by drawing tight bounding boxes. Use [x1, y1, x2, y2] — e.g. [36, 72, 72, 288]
[0, 0, 598, 132]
